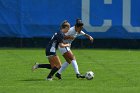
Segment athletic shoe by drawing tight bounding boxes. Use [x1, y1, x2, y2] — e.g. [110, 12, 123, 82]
[76, 74, 85, 78]
[55, 73, 62, 80]
[46, 78, 53, 81]
[32, 62, 39, 71]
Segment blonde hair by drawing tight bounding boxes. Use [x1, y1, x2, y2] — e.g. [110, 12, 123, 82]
[61, 20, 70, 29]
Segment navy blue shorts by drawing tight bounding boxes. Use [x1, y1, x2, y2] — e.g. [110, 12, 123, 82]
[45, 48, 56, 56]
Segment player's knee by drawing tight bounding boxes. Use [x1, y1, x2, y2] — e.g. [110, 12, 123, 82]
[69, 56, 75, 61]
[66, 54, 74, 60]
[56, 65, 61, 69]
[51, 65, 54, 69]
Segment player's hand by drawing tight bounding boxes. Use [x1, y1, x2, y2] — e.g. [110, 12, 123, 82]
[59, 43, 71, 48]
[67, 43, 71, 47]
[89, 36, 94, 43]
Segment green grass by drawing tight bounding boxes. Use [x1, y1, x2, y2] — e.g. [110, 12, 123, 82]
[0, 48, 140, 93]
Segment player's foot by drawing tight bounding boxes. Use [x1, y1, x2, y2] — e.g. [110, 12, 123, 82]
[32, 62, 39, 71]
[55, 73, 62, 80]
[76, 74, 85, 78]
[46, 78, 53, 81]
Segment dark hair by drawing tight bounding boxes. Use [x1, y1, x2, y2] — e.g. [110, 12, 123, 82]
[75, 18, 84, 27]
[61, 20, 69, 29]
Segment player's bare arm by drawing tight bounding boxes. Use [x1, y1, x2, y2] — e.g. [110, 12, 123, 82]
[59, 43, 70, 48]
[64, 35, 75, 40]
[84, 33, 94, 43]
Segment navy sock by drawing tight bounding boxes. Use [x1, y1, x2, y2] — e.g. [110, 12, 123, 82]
[47, 67, 59, 78]
[38, 64, 51, 69]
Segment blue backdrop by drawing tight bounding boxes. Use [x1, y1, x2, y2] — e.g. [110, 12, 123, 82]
[0, 0, 140, 39]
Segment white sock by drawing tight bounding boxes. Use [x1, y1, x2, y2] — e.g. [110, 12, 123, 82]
[58, 62, 69, 74]
[71, 59, 80, 74]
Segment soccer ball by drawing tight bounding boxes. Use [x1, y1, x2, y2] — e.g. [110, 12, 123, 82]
[85, 71, 94, 80]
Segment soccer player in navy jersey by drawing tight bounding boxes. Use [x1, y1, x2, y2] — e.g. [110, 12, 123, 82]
[32, 20, 71, 80]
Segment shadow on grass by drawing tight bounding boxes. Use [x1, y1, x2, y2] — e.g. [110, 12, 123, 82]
[19, 78, 45, 82]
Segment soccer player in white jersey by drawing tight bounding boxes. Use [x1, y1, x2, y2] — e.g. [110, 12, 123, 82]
[55, 19, 94, 79]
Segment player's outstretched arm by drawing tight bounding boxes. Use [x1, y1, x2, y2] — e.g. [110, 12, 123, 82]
[84, 34, 94, 43]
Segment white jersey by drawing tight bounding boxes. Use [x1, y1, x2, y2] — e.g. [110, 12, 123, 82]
[59, 26, 85, 55]
[63, 26, 85, 44]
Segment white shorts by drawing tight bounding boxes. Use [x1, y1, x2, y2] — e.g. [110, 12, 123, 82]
[58, 46, 71, 55]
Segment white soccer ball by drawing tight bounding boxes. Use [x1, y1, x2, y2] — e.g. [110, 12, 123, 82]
[85, 71, 94, 80]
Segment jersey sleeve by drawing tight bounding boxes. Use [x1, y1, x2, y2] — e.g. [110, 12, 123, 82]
[77, 31, 86, 36]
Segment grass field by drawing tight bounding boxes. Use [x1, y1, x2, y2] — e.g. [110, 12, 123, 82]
[0, 48, 140, 93]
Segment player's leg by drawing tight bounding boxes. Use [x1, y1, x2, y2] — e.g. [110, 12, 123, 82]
[32, 63, 51, 71]
[57, 54, 71, 73]
[64, 50, 85, 78]
[56, 47, 71, 79]
[57, 47, 85, 79]
[47, 55, 61, 80]
[61, 50, 80, 74]
[32, 49, 52, 71]
[57, 46, 79, 75]
[56, 50, 85, 79]
[66, 50, 80, 74]
[56, 50, 82, 79]
[55, 55, 71, 79]
[38, 64, 51, 69]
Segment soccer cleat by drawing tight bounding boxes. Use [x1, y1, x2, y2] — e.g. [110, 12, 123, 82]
[46, 78, 53, 81]
[32, 62, 39, 71]
[76, 74, 85, 78]
[55, 73, 62, 80]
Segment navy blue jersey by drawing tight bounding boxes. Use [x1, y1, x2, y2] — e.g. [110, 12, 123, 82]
[48, 31, 64, 49]
[46, 31, 64, 56]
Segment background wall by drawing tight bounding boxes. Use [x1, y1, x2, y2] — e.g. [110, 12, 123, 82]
[0, 0, 140, 48]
